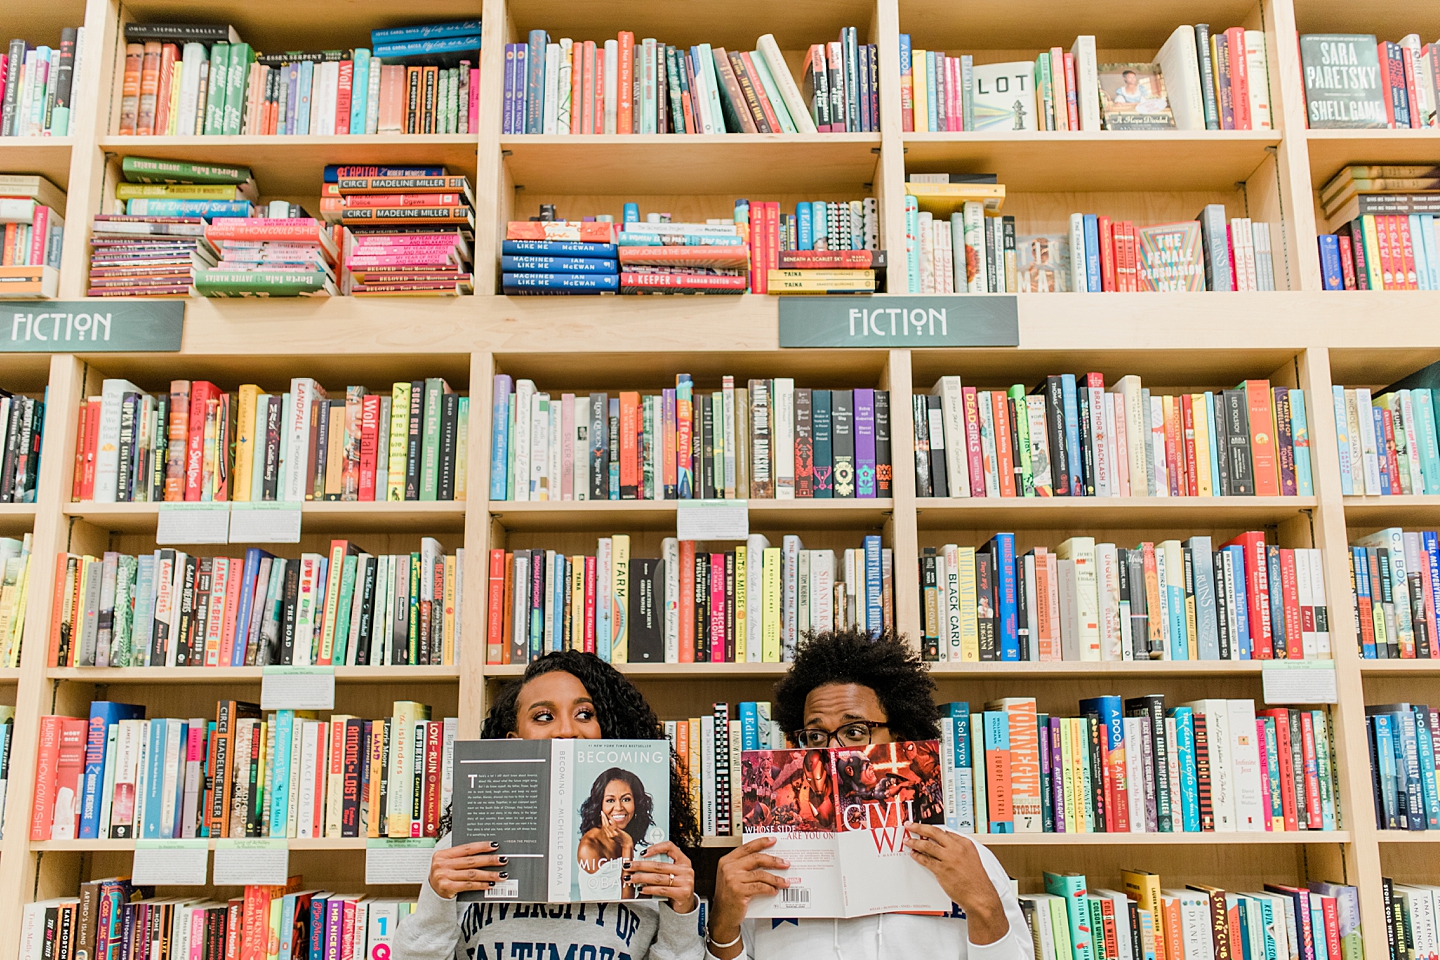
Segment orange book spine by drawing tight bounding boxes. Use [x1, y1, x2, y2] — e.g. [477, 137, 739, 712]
[569, 43, 584, 134]
[47, 554, 69, 667]
[501, 554, 514, 664]
[119, 44, 144, 134]
[70, 407, 87, 502]
[154, 44, 178, 135]
[592, 48, 604, 133]
[1243, 379, 1280, 495]
[31, 715, 63, 840]
[617, 32, 635, 133]
[137, 41, 162, 135]
[678, 539, 695, 663]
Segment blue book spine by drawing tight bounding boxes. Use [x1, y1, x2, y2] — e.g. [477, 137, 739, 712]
[501, 272, 620, 291]
[1317, 235, 1344, 290]
[798, 203, 813, 250]
[552, 553, 566, 654]
[1290, 389, 1314, 496]
[232, 549, 262, 666]
[983, 710, 1012, 833]
[296, 61, 315, 135]
[1414, 708, 1440, 828]
[1426, 534, 1440, 653]
[992, 533, 1019, 660]
[80, 702, 143, 838]
[374, 35, 481, 58]
[350, 49, 370, 134]
[284, 64, 300, 134]
[739, 702, 759, 749]
[1229, 544, 1252, 658]
[512, 45, 528, 136]
[1333, 385, 1354, 495]
[142, 720, 167, 839]
[1170, 707, 1201, 831]
[1266, 545, 1287, 657]
[1060, 374, 1082, 496]
[500, 256, 619, 274]
[372, 20, 482, 44]
[1423, 214, 1440, 289]
[623, 202, 640, 223]
[810, 201, 826, 244]
[126, 199, 251, 217]
[1373, 713, 1399, 827]
[1187, 536, 1219, 659]
[864, 535, 883, 636]
[278, 895, 298, 960]
[271, 710, 294, 836]
[502, 240, 619, 257]
[1309, 898, 1330, 960]
[1374, 407, 1392, 494]
[502, 44, 516, 134]
[1083, 214, 1101, 292]
[609, 398, 621, 500]
[490, 375, 511, 500]
[1395, 709, 1425, 830]
[134, 554, 158, 648]
[1412, 388, 1440, 494]
[898, 35, 912, 125]
[905, 196, 920, 292]
[1353, 548, 1375, 659]
[525, 31, 548, 132]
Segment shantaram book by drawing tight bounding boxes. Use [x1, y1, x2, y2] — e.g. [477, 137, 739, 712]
[740, 740, 949, 918]
[453, 738, 670, 902]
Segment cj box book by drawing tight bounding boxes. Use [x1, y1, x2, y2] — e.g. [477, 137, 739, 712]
[779, 296, 1020, 348]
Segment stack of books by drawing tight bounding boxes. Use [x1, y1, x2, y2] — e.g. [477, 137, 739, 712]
[1, 27, 87, 137]
[620, 215, 750, 294]
[901, 25, 1271, 132]
[1316, 163, 1440, 290]
[21, 883, 415, 960]
[747, 198, 881, 293]
[1334, 373, 1440, 497]
[769, 248, 885, 294]
[914, 374, 1312, 500]
[947, 695, 1339, 835]
[501, 217, 619, 294]
[920, 532, 1329, 663]
[1299, 33, 1439, 132]
[0, 536, 31, 668]
[1348, 527, 1439, 660]
[49, 538, 462, 669]
[115, 156, 257, 220]
[30, 699, 454, 840]
[338, 167, 475, 296]
[72, 376, 469, 505]
[503, 29, 876, 134]
[1368, 701, 1440, 828]
[490, 376, 893, 501]
[197, 217, 338, 297]
[488, 534, 889, 665]
[0, 174, 65, 298]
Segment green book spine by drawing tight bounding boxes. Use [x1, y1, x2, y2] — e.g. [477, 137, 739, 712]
[419, 378, 445, 501]
[193, 270, 331, 296]
[455, 396, 470, 501]
[408, 553, 421, 664]
[122, 156, 253, 184]
[223, 43, 252, 135]
[387, 383, 410, 501]
[204, 44, 229, 134]
[332, 554, 357, 664]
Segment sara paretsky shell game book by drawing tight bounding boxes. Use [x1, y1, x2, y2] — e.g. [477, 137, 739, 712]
[741, 740, 950, 918]
[454, 739, 670, 902]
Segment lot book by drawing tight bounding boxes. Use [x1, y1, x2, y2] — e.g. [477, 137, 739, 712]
[453, 738, 670, 902]
[740, 740, 949, 917]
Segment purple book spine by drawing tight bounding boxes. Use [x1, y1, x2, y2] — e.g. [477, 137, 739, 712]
[854, 388, 876, 498]
[1050, 718, 1065, 832]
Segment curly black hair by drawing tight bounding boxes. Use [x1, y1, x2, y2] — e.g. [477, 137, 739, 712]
[440, 650, 700, 846]
[773, 628, 941, 744]
[578, 767, 655, 846]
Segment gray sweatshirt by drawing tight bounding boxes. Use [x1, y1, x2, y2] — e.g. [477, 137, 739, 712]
[394, 836, 706, 960]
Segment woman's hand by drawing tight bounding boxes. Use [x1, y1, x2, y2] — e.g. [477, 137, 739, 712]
[623, 841, 696, 913]
[428, 840, 507, 900]
[707, 837, 790, 959]
[904, 825, 1010, 945]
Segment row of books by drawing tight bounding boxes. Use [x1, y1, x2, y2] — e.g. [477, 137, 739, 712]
[0, 707, 14, 835]
[505, 29, 875, 135]
[491, 376, 892, 501]
[485, 535, 890, 666]
[21, 880, 414, 960]
[1367, 701, 1440, 829]
[1387, 881, 1440, 960]
[1, 29, 87, 137]
[1023, 870, 1358, 960]
[1299, 34, 1438, 129]
[0, 387, 45, 504]
[0, 174, 66, 297]
[1318, 208, 1439, 291]
[0, 536, 32, 669]
[947, 696, 1338, 835]
[916, 375, 1311, 500]
[921, 534, 1330, 664]
[74, 377, 469, 504]
[118, 20, 479, 136]
[1348, 528, 1438, 660]
[1333, 381, 1440, 496]
[31, 699, 454, 841]
[673, 701, 783, 838]
[48, 540, 464, 670]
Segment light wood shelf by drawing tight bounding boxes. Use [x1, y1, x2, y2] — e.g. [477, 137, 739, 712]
[1358, 660, 1440, 676]
[1374, 832, 1440, 843]
[48, 665, 460, 683]
[915, 495, 1317, 528]
[31, 836, 373, 851]
[1305, 128, 1440, 188]
[1342, 495, 1440, 527]
[0, 139, 76, 193]
[489, 498, 892, 531]
[62, 499, 467, 533]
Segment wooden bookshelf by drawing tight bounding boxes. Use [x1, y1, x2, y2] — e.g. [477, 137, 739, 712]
[0, 0, 1435, 953]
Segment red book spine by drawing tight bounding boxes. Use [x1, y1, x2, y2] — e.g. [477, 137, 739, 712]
[1380, 407, 1399, 493]
[583, 556, 597, 654]
[185, 381, 215, 501]
[1244, 380, 1280, 496]
[679, 540, 696, 663]
[766, 201, 780, 273]
[1398, 216, 1419, 288]
[358, 394, 379, 501]
[1180, 394, 1199, 497]
[591, 50, 603, 134]
[618, 391, 640, 498]
[1298, 711, 1323, 828]
[1226, 27, 1250, 129]
[31, 715, 63, 840]
[1401, 50, 1422, 129]
[47, 554, 68, 666]
[81, 399, 100, 500]
[962, 386, 985, 497]
[617, 32, 635, 133]
[709, 552, 726, 662]
[1223, 531, 1273, 658]
[1098, 216, 1116, 292]
[1259, 709, 1299, 829]
[1279, 549, 1303, 659]
[1337, 235, 1357, 289]
[1319, 895, 1343, 960]
[1099, 735, 1115, 832]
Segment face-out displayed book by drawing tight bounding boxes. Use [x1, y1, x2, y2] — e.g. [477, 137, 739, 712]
[453, 739, 670, 902]
[741, 739, 949, 918]
[1097, 62, 1175, 129]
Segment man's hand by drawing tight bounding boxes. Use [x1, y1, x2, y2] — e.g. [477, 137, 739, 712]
[708, 837, 790, 959]
[904, 825, 1010, 945]
[429, 841, 506, 900]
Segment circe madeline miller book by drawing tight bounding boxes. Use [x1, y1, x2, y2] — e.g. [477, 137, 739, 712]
[740, 740, 950, 918]
[454, 738, 670, 902]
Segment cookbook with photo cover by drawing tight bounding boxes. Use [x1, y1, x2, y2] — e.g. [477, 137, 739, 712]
[453, 738, 670, 902]
[741, 740, 949, 918]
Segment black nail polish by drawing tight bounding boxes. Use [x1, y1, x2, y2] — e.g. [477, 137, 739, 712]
[498, 856, 509, 864]
[622, 859, 632, 868]
[487, 841, 499, 849]
[499, 872, 509, 879]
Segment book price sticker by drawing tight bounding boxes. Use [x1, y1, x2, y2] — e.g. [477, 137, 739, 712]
[156, 503, 231, 545]
[1262, 661, 1338, 705]
[132, 839, 209, 886]
[676, 499, 749, 541]
[261, 665, 335, 710]
[229, 503, 302, 543]
[213, 839, 289, 885]
[365, 838, 435, 885]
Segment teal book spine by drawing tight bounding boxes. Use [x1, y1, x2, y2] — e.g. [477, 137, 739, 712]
[946, 702, 973, 833]
[1411, 388, 1440, 494]
[1290, 388, 1315, 496]
[1043, 871, 1094, 960]
[270, 709, 294, 837]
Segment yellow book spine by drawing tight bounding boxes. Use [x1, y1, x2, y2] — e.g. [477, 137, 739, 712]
[912, 50, 929, 133]
[1193, 394, 1213, 496]
[687, 717, 702, 814]
[957, 546, 979, 662]
[762, 547, 782, 662]
[367, 719, 385, 837]
[234, 384, 260, 501]
[610, 534, 630, 662]
[387, 382, 410, 501]
[733, 545, 746, 662]
[7, 555, 27, 667]
[267, 897, 283, 960]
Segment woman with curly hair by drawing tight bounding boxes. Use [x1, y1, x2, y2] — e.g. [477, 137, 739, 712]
[394, 650, 703, 960]
[706, 628, 1031, 960]
[576, 767, 654, 898]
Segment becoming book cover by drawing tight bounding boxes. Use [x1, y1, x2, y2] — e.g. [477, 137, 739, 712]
[741, 740, 950, 918]
[453, 739, 670, 902]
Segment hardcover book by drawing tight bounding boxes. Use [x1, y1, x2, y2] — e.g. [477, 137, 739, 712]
[969, 62, 1038, 131]
[1298, 35, 1387, 129]
[741, 740, 949, 918]
[1134, 222, 1206, 292]
[453, 738, 670, 902]
[1017, 234, 1071, 292]
[1097, 63, 1175, 129]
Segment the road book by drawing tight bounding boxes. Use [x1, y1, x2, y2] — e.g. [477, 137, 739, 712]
[741, 740, 950, 918]
[453, 739, 670, 902]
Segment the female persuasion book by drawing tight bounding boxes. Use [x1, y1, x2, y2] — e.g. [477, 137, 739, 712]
[740, 740, 950, 918]
[453, 739, 670, 902]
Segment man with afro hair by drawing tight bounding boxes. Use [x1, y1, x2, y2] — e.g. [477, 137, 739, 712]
[704, 628, 1031, 960]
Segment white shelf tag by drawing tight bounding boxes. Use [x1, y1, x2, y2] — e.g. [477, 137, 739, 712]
[133, 839, 209, 886]
[156, 504, 230, 545]
[229, 503, 302, 543]
[365, 838, 435, 884]
[213, 839, 289, 885]
[676, 499, 749, 541]
[1262, 661, 1338, 705]
[261, 666, 335, 710]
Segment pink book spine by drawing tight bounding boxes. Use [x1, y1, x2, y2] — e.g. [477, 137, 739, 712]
[948, 59, 961, 131]
[570, 43, 584, 134]
[469, 68, 480, 132]
[560, 395, 575, 499]
[352, 236, 461, 246]
[347, 256, 455, 267]
[30, 206, 49, 266]
[1064, 53, 1080, 130]
[709, 552, 726, 663]
[962, 386, 985, 497]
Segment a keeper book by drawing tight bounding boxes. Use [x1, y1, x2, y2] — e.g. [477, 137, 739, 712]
[453, 738, 670, 902]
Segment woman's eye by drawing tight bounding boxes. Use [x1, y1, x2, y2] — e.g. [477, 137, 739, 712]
[533, 711, 553, 723]
[576, 708, 596, 721]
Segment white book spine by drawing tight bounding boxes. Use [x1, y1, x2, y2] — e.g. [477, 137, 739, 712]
[773, 378, 795, 498]
[934, 376, 970, 497]
[1124, 717, 1147, 831]
[781, 535, 802, 659]
[745, 534, 768, 659]
[94, 379, 139, 502]
[1096, 543, 1122, 660]
[603, 41, 619, 133]
[513, 380, 534, 502]
[1355, 387, 1382, 494]
[700, 714, 716, 836]
[812, 549, 834, 634]
[662, 537, 679, 663]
